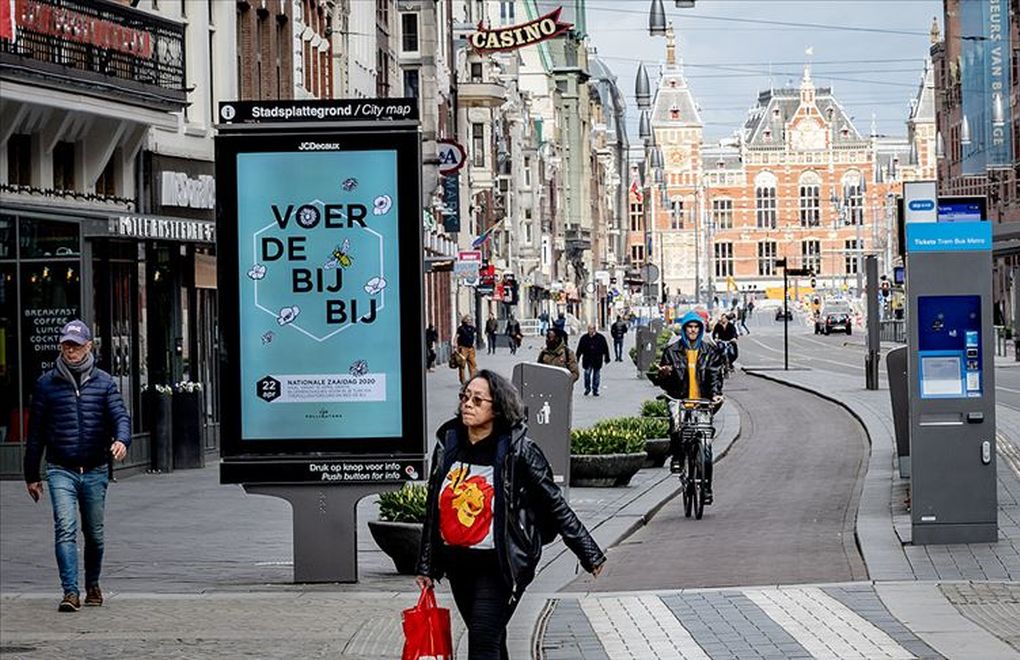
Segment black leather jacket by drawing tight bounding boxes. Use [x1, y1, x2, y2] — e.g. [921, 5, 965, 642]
[652, 338, 724, 400]
[417, 420, 605, 602]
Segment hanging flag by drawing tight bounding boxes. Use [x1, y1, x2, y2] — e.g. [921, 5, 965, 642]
[471, 222, 501, 249]
[0, 0, 16, 43]
[629, 179, 643, 203]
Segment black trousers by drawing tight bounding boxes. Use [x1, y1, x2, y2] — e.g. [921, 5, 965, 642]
[446, 552, 518, 660]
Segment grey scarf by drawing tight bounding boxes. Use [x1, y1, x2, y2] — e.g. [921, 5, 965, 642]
[57, 352, 95, 388]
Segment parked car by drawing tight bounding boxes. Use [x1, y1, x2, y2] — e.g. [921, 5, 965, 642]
[774, 306, 793, 321]
[814, 301, 853, 335]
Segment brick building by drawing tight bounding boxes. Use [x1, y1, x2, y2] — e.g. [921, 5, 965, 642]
[629, 29, 933, 301]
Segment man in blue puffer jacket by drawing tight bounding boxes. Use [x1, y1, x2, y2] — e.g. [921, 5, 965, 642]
[23, 320, 131, 613]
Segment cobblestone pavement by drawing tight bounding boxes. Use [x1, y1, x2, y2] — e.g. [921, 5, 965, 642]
[939, 582, 1020, 653]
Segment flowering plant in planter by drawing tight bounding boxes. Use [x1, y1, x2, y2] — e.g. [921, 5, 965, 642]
[145, 384, 173, 395]
[377, 482, 428, 523]
[370, 483, 428, 574]
[173, 381, 204, 393]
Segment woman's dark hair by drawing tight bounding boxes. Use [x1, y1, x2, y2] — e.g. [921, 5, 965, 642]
[457, 369, 525, 430]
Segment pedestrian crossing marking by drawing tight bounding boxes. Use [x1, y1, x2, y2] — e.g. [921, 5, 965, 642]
[743, 587, 915, 659]
[579, 595, 710, 659]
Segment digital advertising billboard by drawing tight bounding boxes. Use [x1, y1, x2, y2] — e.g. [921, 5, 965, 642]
[215, 100, 425, 483]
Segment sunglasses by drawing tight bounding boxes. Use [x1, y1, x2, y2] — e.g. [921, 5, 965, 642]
[458, 392, 493, 407]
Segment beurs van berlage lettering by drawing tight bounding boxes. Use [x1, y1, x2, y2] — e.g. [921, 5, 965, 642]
[260, 201, 378, 325]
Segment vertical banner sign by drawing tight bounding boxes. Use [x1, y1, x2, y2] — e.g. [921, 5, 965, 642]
[960, 0, 1014, 175]
[216, 100, 425, 484]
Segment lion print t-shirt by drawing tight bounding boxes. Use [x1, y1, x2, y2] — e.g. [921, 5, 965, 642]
[439, 436, 497, 550]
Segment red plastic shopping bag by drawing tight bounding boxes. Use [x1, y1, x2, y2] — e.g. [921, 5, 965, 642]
[402, 586, 453, 660]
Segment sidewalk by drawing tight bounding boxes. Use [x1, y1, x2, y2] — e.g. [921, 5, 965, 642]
[1, 334, 743, 658]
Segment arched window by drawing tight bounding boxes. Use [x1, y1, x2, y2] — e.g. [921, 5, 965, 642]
[755, 171, 777, 229]
[841, 170, 864, 225]
[799, 171, 821, 227]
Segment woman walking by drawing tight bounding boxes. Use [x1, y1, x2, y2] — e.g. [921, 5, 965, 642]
[416, 370, 605, 659]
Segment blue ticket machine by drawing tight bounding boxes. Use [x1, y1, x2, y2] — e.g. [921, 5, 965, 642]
[906, 219, 997, 544]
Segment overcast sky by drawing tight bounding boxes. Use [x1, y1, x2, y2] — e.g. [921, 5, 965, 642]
[585, 0, 940, 144]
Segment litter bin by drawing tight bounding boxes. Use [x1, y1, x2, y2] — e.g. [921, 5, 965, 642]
[886, 346, 910, 477]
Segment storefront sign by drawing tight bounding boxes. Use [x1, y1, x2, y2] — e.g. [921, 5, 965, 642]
[437, 140, 466, 174]
[469, 8, 572, 53]
[12, 0, 154, 58]
[106, 214, 216, 243]
[441, 173, 460, 232]
[216, 100, 425, 469]
[219, 99, 419, 125]
[21, 305, 78, 386]
[161, 171, 215, 210]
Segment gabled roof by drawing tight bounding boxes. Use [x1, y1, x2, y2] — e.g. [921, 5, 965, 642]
[702, 144, 742, 171]
[742, 80, 866, 148]
[909, 60, 935, 125]
[650, 63, 702, 128]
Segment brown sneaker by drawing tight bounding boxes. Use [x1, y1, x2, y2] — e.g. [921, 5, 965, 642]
[84, 585, 103, 607]
[58, 593, 80, 612]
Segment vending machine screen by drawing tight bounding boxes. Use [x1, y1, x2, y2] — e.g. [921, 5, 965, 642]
[917, 295, 982, 399]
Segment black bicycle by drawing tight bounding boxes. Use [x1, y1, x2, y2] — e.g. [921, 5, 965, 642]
[661, 396, 717, 520]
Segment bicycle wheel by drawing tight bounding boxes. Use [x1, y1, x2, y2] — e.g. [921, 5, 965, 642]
[682, 454, 693, 518]
[692, 438, 706, 520]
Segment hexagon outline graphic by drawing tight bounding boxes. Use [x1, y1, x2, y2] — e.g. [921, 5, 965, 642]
[250, 198, 386, 342]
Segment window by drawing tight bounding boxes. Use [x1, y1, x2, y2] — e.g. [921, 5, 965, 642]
[401, 13, 419, 52]
[802, 240, 821, 275]
[499, 1, 515, 24]
[53, 141, 76, 192]
[799, 171, 821, 227]
[629, 202, 643, 232]
[670, 200, 684, 230]
[523, 222, 532, 245]
[842, 171, 864, 225]
[714, 242, 734, 278]
[845, 239, 860, 274]
[7, 134, 31, 186]
[523, 157, 531, 187]
[712, 199, 732, 229]
[471, 123, 485, 167]
[755, 171, 777, 229]
[403, 69, 420, 99]
[470, 62, 483, 83]
[95, 156, 117, 197]
[631, 244, 645, 264]
[376, 48, 391, 97]
[758, 241, 777, 276]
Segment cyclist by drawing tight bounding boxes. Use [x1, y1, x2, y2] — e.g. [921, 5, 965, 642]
[711, 313, 739, 373]
[652, 311, 724, 504]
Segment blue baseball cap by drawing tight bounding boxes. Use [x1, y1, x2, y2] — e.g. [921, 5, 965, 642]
[59, 320, 93, 345]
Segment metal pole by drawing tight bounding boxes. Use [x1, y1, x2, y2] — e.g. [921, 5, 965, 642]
[784, 266, 789, 371]
[694, 196, 701, 305]
[865, 255, 880, 390]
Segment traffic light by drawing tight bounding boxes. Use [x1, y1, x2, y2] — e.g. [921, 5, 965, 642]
[881, 280, 891, 298]
[810, 277, 817, 288]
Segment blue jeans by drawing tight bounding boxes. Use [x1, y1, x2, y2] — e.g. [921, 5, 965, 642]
[47, 465, 109, 595]
[584, 366, 602, 394]
[613, 338, 624, 361]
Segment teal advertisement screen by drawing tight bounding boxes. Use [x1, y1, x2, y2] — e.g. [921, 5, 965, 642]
[236, 150, 402, 440]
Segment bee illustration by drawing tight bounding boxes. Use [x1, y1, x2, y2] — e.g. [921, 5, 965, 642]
[349, 360, 369, 377]
[323, 239, 353, 270]
[261, 331, 275, 345]
[341, 177, 359, 191]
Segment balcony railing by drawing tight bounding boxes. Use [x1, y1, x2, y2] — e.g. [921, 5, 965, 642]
[0, 0, 186, 109]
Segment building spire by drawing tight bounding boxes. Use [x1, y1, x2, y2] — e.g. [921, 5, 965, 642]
[930, 16, 941, 44]
[666, 21, 676, 67]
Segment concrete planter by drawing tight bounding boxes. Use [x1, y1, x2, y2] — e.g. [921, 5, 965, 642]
[643, 438, 671, 469]
[570, 453, 647, 487]
[368, 520, 423, 575]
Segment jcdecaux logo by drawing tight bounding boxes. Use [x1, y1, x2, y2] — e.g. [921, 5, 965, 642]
[909, 200, 935, 212]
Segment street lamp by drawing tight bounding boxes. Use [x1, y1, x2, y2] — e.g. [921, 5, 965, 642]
[639, 110, 651, 142]
[635, 62, 651, 109]
[649, 0, 667, 36]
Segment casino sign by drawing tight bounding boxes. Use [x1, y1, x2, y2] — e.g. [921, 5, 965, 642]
[469, 8, 573, 53]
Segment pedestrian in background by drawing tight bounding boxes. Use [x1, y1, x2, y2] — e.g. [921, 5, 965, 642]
[456, 316, 478, 385]
[425, 324, 439, 372]
[736, 305, 750, 335]
[576, 325, 611, 396]
[505, 314, 522, 356]
[538, 310, 549, 336]
[24, 320, 131, 612]
[417, 370, 605, 659]
[537, 328, 579, 384]
[485, 314, 499, 355]
[610, 315, 629, 362]
[552, 312, 567, 336]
